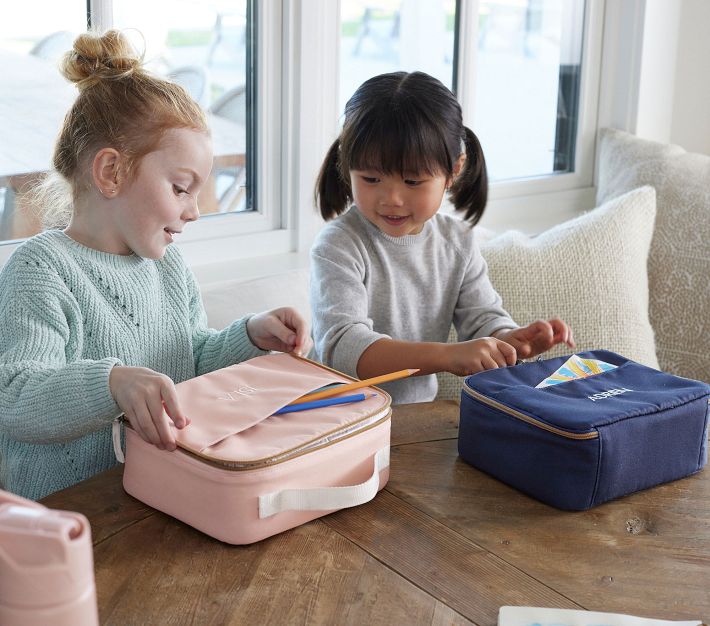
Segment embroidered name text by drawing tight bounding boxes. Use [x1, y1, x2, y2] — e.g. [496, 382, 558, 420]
[217, 385, 260, 400]
[588, 387, 633, 402]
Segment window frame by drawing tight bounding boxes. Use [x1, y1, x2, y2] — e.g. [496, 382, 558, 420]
[454, 0, 606, 231]
[0, 0, 649, 268]
[165, 0, 292, 266]
[178, 0, 340, 267]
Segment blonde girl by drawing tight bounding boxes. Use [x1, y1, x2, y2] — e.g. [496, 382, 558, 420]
[0, 31, 310, 499]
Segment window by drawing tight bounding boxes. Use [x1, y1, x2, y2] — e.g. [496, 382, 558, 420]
[112, 0, 252, 215]
[0, 0, 255, 246]
[0, 3, 86, 243]
[0, 1, 618, 267]
[339, 1, 457, 108]
[473, 0, 586, 181]
[339, 0, 588, 183]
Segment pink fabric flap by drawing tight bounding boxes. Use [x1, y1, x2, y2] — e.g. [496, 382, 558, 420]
[174, 354, 351, 452]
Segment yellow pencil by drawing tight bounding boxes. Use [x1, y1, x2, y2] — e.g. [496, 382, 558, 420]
[291, 369, 420, 405]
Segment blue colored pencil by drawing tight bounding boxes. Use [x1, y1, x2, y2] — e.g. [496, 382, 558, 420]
[273, 393, 368, 415]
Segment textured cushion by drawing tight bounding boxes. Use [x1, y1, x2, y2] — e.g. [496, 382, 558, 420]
[435, 186, 659, 400]
[597, 128, 710, 382]
[200, 269, 311, 331]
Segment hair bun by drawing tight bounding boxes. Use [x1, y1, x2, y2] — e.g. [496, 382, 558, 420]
[61, 30, 143, 90]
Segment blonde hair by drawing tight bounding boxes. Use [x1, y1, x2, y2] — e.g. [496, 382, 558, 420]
[37, 29, 208, 227]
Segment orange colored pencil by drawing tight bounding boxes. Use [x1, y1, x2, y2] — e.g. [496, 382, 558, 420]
[291, 369, 420, 405]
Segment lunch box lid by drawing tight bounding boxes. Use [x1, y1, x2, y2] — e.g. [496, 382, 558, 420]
[172, 353, 392, 464]
[463, 350, 710, 433]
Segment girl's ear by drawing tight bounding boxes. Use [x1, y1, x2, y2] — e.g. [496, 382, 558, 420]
[447, 154, 467, 189]
[453, 153, 466, 178]
[92, 148, 122, 197]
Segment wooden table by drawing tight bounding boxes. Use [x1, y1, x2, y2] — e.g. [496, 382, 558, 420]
[42, 401, 710, 625]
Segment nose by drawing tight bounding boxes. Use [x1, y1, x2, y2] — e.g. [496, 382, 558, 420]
[379, 183, 404, 207]
[183, 199, 200, 223]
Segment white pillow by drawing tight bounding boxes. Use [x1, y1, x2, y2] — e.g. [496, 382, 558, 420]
[597, 128, 710, 382]
[199, 269, 311, 331]
[481, 186, 659, 367]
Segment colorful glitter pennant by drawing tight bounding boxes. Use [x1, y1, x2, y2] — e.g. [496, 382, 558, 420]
[536, 354, 617, 388]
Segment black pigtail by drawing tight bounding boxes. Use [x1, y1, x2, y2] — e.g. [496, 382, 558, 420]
[314, 138, 352, 221]
[450, 127, 488, 226]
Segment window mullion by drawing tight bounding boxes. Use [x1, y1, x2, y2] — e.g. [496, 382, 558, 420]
[455, 0, 481, 129]
[88, 0, 113, 30]
[256, 0, 283, 230]
[282, 0, 340, 254]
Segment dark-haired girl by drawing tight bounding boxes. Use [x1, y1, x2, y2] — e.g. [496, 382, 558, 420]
[311, 71, 574, 404]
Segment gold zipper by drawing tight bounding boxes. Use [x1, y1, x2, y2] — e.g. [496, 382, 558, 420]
[178, 409, 392, 470]
[462, 385, 599, 440]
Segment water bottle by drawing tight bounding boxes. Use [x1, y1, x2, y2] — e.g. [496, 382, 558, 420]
[0, 490, 98, 626]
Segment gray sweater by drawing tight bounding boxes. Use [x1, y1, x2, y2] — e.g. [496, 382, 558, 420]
[310, 207, 517, 404]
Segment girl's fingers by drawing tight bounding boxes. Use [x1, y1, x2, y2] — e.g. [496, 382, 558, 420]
[529, 320, 548, 335]
[497, 340, 518, 365]
[291, 331, 313, 357]
[534, 320, 554, 342]
[560, 322, 575, 348]
[294, 324, 312, 356]
[147, 393, 176, 451]
[489, 345, 509, 368]
[481, 355, 500, 370]
[294, 318, 311, 346]
[274, 308, 311, 353]
[511, 336, 532, 358]
[469, 359, 485, 375]
[549, 318, 567, 340]
[126, 412, 149, 445]
[493, 354, 509, 368]
[264, 315, 298, 347]
[161, 381, 187, 429]
[548, 318, 576, 349]
[131, 404, 163, 449]
[249, 308, 312, 354]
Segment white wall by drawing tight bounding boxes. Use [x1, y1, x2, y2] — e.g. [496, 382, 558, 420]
[633, 0, 710, 155]
[634, 0, 681, 144]
[670, 0, 710, 155]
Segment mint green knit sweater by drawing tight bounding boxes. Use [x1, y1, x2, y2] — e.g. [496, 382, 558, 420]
[0, 231, 265, 500]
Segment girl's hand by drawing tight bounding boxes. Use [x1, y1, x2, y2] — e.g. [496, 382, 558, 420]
[246, 307, 313, 356]
[443, 337, 517, 376]
[109, 366, 190, 451]
[494, 319, 575, 359]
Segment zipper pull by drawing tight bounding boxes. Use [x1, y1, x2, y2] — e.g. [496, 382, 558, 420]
[112, 415, 126, 464]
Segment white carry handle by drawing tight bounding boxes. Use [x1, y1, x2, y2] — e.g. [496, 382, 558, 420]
[258, 446, 390, 519]
[112, 416, 125, 464]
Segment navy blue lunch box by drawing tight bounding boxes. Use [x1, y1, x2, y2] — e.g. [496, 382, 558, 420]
[458, 350, 710, 510]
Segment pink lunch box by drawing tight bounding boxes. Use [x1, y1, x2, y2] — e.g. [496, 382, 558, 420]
[0, 490, 98, 626]
[116, 353, 392, 545]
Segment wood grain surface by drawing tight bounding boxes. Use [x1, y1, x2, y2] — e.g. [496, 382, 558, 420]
[41, 401, 710, 625]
